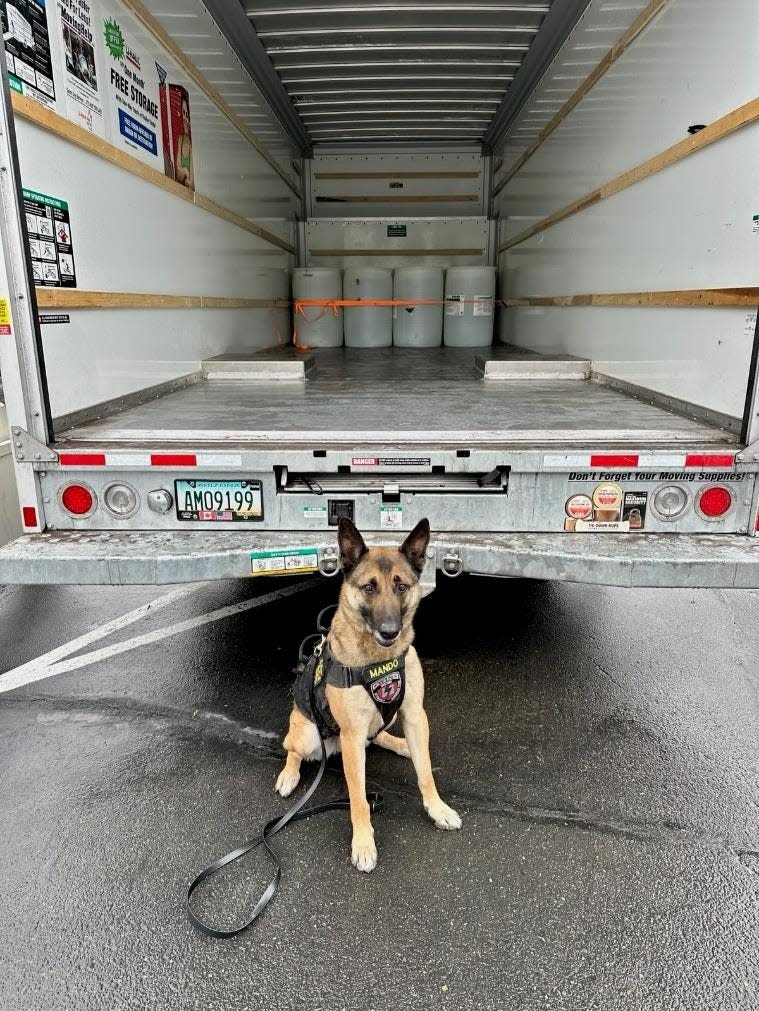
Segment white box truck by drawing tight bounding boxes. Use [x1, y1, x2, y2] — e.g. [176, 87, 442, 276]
[0, 0, 757, 588]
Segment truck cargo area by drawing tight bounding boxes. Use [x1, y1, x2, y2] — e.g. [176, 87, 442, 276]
[55, 347, 736, 448]
[0, 0, 757, 586]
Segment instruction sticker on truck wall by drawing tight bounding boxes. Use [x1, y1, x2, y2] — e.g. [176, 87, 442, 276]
[250, 547, 319, 576]
[23, 189, 77, 287]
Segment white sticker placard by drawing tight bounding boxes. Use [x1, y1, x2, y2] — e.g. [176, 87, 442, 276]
[303, 505, 327, 520]
[473, 295, 494, 317]
[575, 519, 630, 533]
[445, 296, 464, 317]
[745, 313, 758, 337]
[380, 504, 403, 529]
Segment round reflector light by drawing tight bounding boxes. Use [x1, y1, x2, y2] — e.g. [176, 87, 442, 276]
[104, 482, 139, 518]
[61, 483, 95, 516]
[652, 484, 688, 521]
[697, 485, 732, 519]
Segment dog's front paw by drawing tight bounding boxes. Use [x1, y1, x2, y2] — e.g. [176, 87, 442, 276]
[351, 834, 378, 873]
[425, 800, 462, 831]
[275, 766, 300, 798]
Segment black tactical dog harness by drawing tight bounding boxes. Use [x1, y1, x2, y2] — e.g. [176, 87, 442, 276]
[293, 635, 407, 739]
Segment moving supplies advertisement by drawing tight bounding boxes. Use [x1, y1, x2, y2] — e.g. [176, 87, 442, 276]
[0, 0, 56, 107]
[57, 0, 104, 134]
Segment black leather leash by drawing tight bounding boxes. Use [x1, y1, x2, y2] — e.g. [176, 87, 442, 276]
[186, 606, 382, 940]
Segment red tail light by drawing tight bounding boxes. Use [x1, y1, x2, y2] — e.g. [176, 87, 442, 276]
[61, 484, 95, 516]
[697, 485, 732, 519]
[22, 506, 38, 528]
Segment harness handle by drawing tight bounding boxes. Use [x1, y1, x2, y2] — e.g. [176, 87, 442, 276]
[317, 604, 337, 634]
[297, 632, 324, 666]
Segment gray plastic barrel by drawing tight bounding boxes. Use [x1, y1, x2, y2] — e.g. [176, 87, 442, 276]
[248, 268, 291, 347]
[443, 266, 497, 347]
[343, 267, 392, 348]
[392, 267, 444, 347]
[292, 268, 342, 348]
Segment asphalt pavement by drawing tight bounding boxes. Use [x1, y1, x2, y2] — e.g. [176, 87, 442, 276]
[0, 573, 757, 1010]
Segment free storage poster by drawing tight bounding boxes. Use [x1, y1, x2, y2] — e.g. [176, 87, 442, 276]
[99, 0, 161, 168]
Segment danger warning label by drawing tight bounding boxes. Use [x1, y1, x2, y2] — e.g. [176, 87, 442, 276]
[352, 456, 431, 467]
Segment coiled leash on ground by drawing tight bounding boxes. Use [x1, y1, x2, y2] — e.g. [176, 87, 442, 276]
[186, 606, 384, 940]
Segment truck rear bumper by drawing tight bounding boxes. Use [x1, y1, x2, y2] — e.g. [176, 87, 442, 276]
[1, 529, 758, 588]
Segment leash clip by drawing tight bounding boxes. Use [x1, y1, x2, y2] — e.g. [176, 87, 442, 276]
[369, 792, 385, 814]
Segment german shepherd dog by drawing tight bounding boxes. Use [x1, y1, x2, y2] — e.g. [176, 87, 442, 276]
[275, 517, 461, 872]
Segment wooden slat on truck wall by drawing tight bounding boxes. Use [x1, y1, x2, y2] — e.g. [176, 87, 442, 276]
[498, 97, 759, 251]
[493, 0, 669, 195]
[504, 289, 759, 308]
[11, 94, 296, 256]
[36, 291, 291, 310]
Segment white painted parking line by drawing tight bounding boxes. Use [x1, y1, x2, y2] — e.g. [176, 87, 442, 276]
[0, 580, 315, 694]
[2, 583, 205, 685]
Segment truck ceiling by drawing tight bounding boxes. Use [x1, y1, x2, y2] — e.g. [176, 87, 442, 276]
[202, 0, 591, 152]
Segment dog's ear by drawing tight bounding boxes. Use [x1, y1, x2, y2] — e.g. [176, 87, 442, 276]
[399, 518, 430, 575]
[338, 516, 368, 573]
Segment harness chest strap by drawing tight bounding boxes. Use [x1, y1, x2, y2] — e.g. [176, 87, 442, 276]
[295, 638, 407, 738]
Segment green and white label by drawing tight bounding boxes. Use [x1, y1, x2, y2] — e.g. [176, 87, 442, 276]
[380, 504, 403, 530]
[250, 547, 318, 575]
[303, 505, 327, 520]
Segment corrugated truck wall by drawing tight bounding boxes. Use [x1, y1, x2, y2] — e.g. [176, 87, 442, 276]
[3, 0, 301, 421]
[493, 0, 759, 423]
[304, 150, 491, 269]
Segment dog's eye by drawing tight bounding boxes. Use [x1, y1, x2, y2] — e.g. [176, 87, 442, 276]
[397, 582, 407, 593]
[363, 583, 374, 594]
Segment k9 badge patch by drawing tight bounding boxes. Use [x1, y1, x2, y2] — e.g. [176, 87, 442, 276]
[369, 671, 403, 705]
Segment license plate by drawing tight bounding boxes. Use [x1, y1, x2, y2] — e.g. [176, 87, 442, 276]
[175, 479, 263, 522]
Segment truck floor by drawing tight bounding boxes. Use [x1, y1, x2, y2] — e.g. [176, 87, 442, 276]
[56, 348, 733, 447]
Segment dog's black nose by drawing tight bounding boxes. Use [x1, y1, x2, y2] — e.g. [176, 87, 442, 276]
[377, 621, 401, 642]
